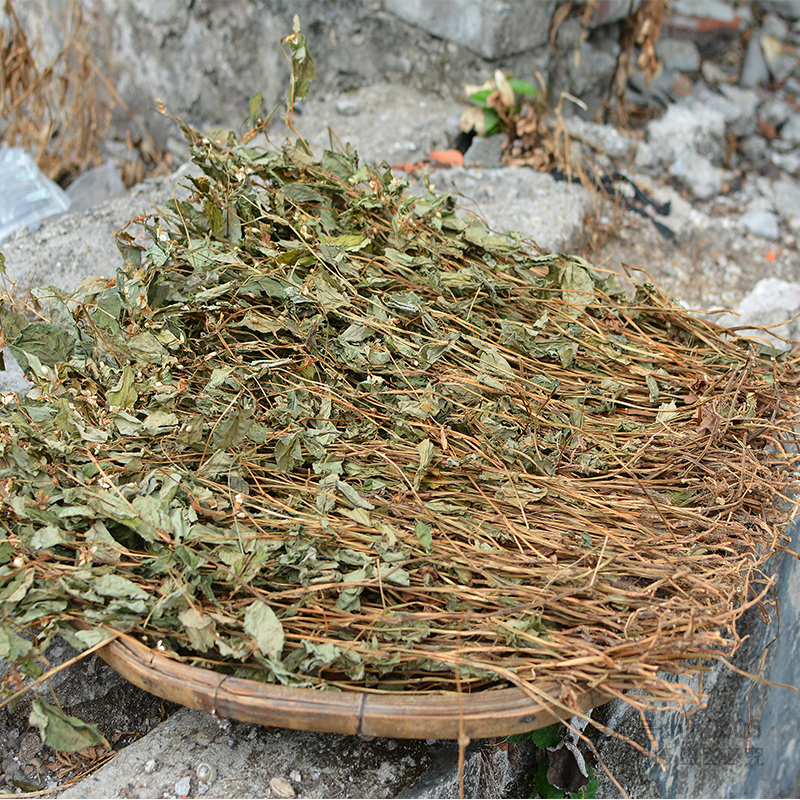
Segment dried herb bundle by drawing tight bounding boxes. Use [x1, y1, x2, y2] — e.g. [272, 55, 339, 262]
[0, 100, 798, 732]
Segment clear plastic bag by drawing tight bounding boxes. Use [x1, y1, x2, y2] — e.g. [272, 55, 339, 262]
[0, 147, 71, 242]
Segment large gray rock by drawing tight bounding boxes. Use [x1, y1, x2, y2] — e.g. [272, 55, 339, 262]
[4, 0, 634, 159]
[668, 151, 723, 201]
[463, 134, 505, 168]
[294, 82, 463, 167]
[646, 100, 727, 164]
[12, 0, 549, 149]
[655, 37, 701, 73]
[433, 166, 591, 253]
[383, 0, 557, 59]
[739, 207, 781, 239]
[715, 277, 800, 343]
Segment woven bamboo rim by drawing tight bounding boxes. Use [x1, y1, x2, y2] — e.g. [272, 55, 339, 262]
[94, 633, 609, 740]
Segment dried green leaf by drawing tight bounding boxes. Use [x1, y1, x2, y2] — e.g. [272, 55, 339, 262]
[243, 600, 284, 661]
[249, 89, 264, 127]
[284, 16, 316, 103]
[178, 607, 216, 652]
[558, 261, 595, 315]
[197, 450, 237, 480]
[107, 365, 137, 409]
[480, 347, 514, 377]
[415, 520, 433, 551]
[0, 301, 30, 340]
[211, 402, 255, 450]
[0, 626, 34, 662]
[275, 431, 304, 471]
[7, 323, 77, 374]
[22, 524, 66, 550]
[656, 401, 679, 424]
[413, 438, 435, 490]
[495, 483, 548, 506]
[316, 473, 338, 513]
[29, 698, 108, 753]
[646, 374, 659, 404]
[337, 480, 375, 510]
[93, 573, 150, 600]
[142, 410, 179, 434]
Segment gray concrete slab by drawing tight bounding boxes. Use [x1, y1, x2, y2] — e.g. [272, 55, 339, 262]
[58, 706, 535, 799]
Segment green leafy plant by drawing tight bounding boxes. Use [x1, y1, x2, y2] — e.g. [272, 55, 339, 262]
[460, 70, 539, 136]
[507, 724, 598, 799]
[531, 762, 598, 800]
[507, 722, 561, 748]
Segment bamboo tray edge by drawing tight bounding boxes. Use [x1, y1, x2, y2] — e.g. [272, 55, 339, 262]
[95, 635, 609, 740]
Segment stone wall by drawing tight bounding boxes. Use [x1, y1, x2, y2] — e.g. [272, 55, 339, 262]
[5, 0, 637, 150]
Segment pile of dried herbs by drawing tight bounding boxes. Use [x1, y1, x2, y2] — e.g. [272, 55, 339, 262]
[1, 72, 799, 731]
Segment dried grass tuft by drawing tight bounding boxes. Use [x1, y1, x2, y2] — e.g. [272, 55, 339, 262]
[0, 0, 170, 189]
[0, 0, 112, 184]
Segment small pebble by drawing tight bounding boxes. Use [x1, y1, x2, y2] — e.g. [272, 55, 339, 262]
[174, 775, 192, 796]
[335, 99, 360, 117]
[701, 60, 730, 85]
[143, 759, 158, 774]
[740, 208, 780, 240]
[289, 769, 302, 783]
[762, 12, 789, 41]
[270, 776, 296, 798]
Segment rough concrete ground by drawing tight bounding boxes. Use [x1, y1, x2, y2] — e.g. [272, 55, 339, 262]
[57, 706, 535, 799]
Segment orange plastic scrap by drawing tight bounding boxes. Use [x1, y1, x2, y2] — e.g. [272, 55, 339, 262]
[392, 160, 426, 175]
[428, 149, 464, 168]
